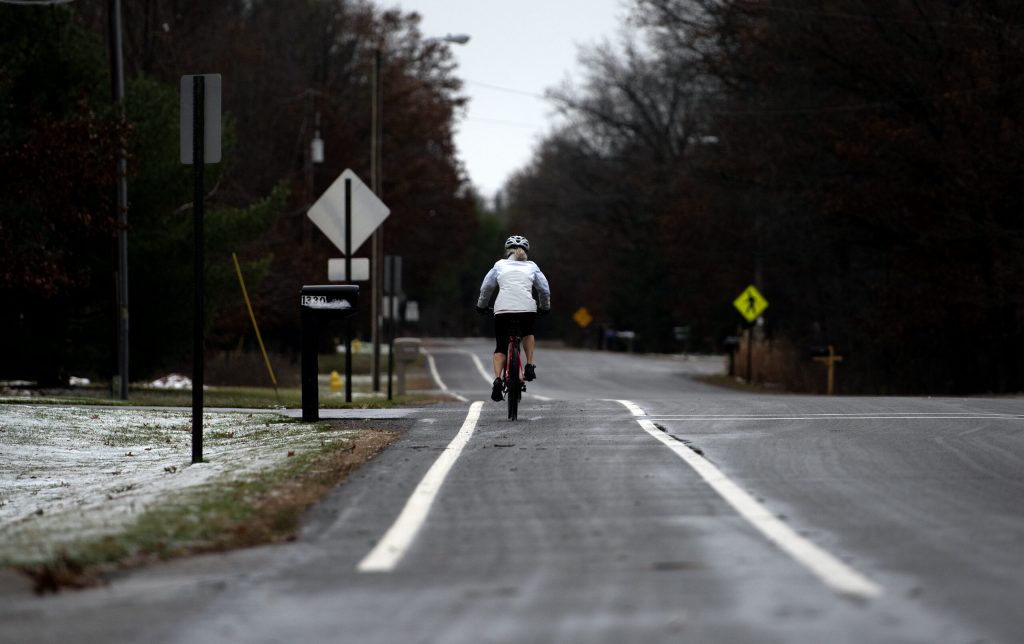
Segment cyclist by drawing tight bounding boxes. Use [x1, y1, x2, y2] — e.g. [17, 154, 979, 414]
[476, 235, 551, 402]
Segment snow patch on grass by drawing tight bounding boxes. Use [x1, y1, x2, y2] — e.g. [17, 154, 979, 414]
[0, 404, 350, 565]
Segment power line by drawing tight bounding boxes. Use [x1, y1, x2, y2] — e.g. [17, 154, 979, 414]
[465, 116, 546, 129]
[465, 79, 550, 100]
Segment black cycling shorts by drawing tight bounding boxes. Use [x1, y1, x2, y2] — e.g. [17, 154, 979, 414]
[493, 312, 537, 355]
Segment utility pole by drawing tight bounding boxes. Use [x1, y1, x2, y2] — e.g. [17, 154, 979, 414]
[367, 35, 469, 390]
[110, 0, 129, 400]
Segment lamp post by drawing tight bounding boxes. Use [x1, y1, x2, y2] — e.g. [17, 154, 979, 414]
[308, 106, 323, 215]
[369, 33, 470, 391]
[310, 111, 324, 164]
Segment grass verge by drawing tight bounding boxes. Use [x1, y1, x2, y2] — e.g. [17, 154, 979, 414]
[692, 373, 790, 394]
[13, 424, 399, 594]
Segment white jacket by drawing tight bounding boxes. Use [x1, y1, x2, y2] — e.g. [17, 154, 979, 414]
[477, 258, 551, 314]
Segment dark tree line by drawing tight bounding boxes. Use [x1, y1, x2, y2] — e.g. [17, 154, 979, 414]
[1, 0, 477, 385]
[501, 0, 1024, 394]
[1, 7, 131, 384]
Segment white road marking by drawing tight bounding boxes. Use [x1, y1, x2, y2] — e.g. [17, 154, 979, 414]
[647, 414, 1023, 421]
[463, 349, 550, 400]
[616, 400, 882, 599]
[357, 401, 484, 573]
[465, 351, 495, 384]
[423, 350, 468, 403]
[613, 399, 647, 417]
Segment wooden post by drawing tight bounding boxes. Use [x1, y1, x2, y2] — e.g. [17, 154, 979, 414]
[812, 344, 844, 395]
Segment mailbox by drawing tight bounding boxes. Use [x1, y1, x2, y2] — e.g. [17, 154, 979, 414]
[300, 285, 359, 319]
[393, 337, 421, 396]
[301, 285, 359, 421]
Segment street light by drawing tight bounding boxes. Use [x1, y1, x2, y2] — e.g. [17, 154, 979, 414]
[437, 33, 471, 45]
[310, 111, 324, 164]
[369, 32, 469, 391]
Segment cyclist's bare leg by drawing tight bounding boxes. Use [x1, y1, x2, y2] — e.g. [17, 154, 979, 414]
[492, 352, 507, 379]
[524, 335, 536, 364]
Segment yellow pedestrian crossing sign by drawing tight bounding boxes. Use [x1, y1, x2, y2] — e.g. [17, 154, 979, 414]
[733, 285, 768, 323]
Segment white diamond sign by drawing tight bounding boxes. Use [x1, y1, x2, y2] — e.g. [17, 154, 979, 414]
[307, 169, 389, 255]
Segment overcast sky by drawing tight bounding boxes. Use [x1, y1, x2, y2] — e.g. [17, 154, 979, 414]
[385, 0, 629, 199]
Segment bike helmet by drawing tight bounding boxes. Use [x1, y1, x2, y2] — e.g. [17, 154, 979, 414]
[504, 235, 530, 251]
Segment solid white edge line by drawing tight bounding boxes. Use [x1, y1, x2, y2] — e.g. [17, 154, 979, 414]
[423, 350, 468, 403]
[357, 401, 484, 573]
[647, 415, 1021, 421]
[613, 399, 647, 417]
[618, 401, 882, 599]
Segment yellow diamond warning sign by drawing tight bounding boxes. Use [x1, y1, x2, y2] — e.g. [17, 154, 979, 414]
[573, 307, 593, 328]
[733, 285, 768, 323]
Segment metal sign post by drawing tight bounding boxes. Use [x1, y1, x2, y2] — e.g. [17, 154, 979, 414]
[345, 178, 353, 403]
[732, 285, 769, 385]
[181, 74, 221, 464]
[191, 76, 205, 463]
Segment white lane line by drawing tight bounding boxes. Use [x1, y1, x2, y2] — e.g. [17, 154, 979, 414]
[463, 349, 550, 401]
[423, 350, 468, 403]
[648, 414, 1023, 421]
[464, 350, 495, 384]
[358, 401, 484, 573]
[617, 400, 882, 599]
[613, 399, 647, 417]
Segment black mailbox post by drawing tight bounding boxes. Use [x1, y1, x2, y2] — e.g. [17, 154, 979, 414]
[301, 285, 359, 421]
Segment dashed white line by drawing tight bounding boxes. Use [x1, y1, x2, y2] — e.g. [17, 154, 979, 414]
[357, 401, 484, 573]
[616, 400, 882, 599]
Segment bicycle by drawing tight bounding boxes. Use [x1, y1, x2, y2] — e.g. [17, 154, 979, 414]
[502, 317, 527, 421]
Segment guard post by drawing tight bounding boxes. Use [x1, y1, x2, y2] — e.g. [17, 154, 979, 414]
[301, 285, 359, 421]
[393, 337, 422, 396]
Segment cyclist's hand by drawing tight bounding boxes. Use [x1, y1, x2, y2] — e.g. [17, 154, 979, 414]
[537, 308, 550, 316]
[476, 306, 488, 316]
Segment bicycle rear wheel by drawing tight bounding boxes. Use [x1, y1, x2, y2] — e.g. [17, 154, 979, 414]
[507, 343, 520, 421]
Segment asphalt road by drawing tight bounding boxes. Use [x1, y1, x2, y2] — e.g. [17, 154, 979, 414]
[3, 338, 1023, 643]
